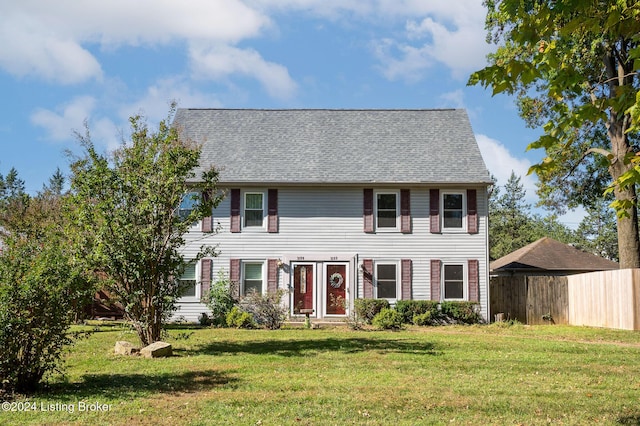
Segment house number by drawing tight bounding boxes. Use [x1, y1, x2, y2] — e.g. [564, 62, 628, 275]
[330, 257, 338, 261]
[297, 256, 305, 260]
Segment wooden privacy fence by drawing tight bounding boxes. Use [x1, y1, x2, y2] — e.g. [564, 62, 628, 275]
[490, 276, 568, 325]
[491, 269, 640, 330]
[568, 269, 640, 330]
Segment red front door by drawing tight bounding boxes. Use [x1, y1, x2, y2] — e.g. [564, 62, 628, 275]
[293, 264, 314, 314]
[325, 264, 347, 315]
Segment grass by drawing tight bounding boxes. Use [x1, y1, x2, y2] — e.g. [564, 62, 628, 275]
[5, 323, 640, 425]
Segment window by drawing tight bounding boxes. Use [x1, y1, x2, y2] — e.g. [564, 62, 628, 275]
[243, 262, 263, 295]
[376, 192, 398, 229]
[178, 191, 200, 221]
[180, 263, 197, 298]
[443, 264, 464, 300]
[442, 192, 465, 230]
[376, 263, 397, 299]
[244, 193, 264, 227]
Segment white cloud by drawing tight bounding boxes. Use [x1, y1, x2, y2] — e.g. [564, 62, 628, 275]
[30, 96, 121, 150]
[30, 96, 97, 141]
[189, 44, 298, 100]
[371, 0, 493, 81]
[0, 0, 270, 84]
[475, 134, 537, 201]
[438, 89, 465, 109]
[120, 77, 224, 125]
[0, 17, 102, 84]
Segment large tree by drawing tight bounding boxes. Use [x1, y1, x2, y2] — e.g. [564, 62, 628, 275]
[67, 106, 223, 345]
[470, 0, 640, 268]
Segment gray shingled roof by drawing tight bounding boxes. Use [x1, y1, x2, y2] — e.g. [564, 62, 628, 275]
[490, 237, 619, 273]
[173, 109, 492, 185]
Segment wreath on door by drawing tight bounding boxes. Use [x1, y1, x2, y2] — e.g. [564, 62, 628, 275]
[329, 272, 344, 288]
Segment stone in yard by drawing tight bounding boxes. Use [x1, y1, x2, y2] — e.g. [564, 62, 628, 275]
[114, 341, 139, 356]
[140, 341, 173, 358]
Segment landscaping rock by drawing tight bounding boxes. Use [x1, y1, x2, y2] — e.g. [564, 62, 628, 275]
[140, 341, 172, 358]
[114, 341, 139, 356]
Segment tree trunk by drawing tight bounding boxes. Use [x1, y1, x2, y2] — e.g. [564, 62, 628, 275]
[609, 119, 640, 269]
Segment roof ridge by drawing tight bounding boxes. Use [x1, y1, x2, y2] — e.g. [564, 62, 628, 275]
[178, 108, 460, 112]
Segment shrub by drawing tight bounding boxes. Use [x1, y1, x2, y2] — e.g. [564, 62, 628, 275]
[395, 300, 439, 324]
[202, 270, 238, 327]
[0, 233, 93, 396]
[371, 308, 404, 330]
[198, 312, 211, 326]
[225, 306, 256, 329]
[440, 301, 483, 324]
[353, 299, 390, 324]
[240, 289, 287, 330]
[412, 311, 434, 326]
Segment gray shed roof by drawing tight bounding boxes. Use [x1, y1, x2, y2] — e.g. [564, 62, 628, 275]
[173, 108, 492, 185]
[490, 237, 619, 274]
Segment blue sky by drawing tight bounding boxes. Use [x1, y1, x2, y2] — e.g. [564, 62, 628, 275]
[0, 1, 583, 225]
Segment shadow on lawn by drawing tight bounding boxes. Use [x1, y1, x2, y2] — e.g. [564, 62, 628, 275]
[186, 337, 437, 357]
[44, 369, 237, 401]
[618, 414, 640, 425]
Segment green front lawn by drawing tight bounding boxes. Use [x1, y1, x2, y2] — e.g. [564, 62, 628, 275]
[5, 323, 640, 425]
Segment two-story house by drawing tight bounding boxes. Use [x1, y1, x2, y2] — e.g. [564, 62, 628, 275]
[172, 109, 493, 322]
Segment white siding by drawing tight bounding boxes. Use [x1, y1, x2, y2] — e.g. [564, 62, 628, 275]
[174, 186, 489, 321]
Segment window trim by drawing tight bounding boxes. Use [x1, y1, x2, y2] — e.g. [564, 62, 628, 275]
[242, 261, 266, 296]
[441, 190, 467, 232]
[374, 261, 400, 301]
[179, 261, 200, 301]
[442, 262, 467, 301]
[243, 191, 266, 230]
[374, 190, 400, 232]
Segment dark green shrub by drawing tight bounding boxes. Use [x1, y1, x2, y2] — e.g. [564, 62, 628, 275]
[353, 299, 390, 324]
[395, 300, 440, 324]
[240, 289, 287, 330]
[202, 270, 238, 326]
[371, 308, 404, 330]
[225, 306, 256, 329]
[440, 301, 483, 324]
[0, 228, 93, 396]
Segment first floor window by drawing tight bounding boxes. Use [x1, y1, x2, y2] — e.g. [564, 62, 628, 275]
[376, 263, 397, 299]
[244, 193, 264, 227]
[243, 262, 263, 295]
[443, 264, 464, 300]
[180, 263, 197, 298]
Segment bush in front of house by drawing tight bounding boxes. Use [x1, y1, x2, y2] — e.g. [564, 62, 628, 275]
[395, 300, 440, 324]
[372, 308, 404, 330]
[440, 301, 483, 324]
[240, 289, 287, 330]
[225, 306, 256, 329]
[412, 311, 434, 326]
[202, 270, 239, 327]
[353, 299, 390, 324]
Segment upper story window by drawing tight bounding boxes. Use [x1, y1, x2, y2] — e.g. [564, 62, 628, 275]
[376, 262, 398, 300]
[244, 192, 264, 227]
[178, 191, 200, 221]
[376, 191, 398, 230]
[179, 263, 197, 298]
[443, 263, 465, 300]
[243, 262, 264, 295]
[442, 191, 465, 231]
